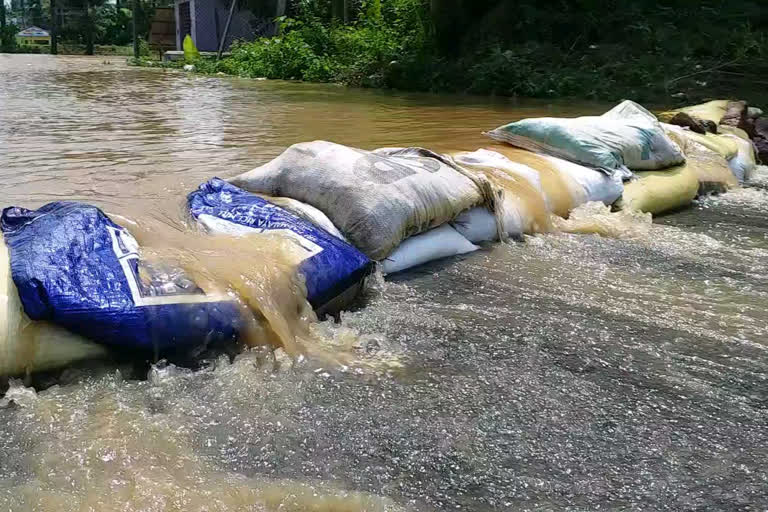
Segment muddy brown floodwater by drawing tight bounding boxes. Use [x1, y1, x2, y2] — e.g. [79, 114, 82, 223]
[1, 54, 767, 511]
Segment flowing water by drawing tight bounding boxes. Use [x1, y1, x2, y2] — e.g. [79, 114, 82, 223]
[1, 54, 767, 511]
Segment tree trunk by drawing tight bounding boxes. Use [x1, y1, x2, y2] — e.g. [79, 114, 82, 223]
[331, 0, 343, 22]
[132, 0, 139, 57]
[85, 0, 94, 55]
[50, 0, 57, 54]
[430, 0, 464, 55]
[0, 2, 6, 31]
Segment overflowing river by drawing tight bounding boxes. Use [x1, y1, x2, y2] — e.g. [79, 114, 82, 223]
[1, 54, 767, 510]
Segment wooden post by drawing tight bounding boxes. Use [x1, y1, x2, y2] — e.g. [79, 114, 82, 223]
[216, 0, 236, 60]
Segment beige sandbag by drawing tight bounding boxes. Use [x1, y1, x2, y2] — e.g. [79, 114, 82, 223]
[684, 131, 739, 161]
[485, 145, 583, 217]
[658, 100, 731, 125]
[663, 124, 738, 193]
[1, 234, 106, 376]
[717, 125, 751, 141]
[452, 149, 553, 234]
[614, 164, 699, 215]
[230, 142, 490, 260]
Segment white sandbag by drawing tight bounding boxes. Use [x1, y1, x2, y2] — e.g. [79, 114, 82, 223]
[452, 149, 551, 234]
[539, 155, 624, 206]
[1, 234, 106, 376]
[486, 100, 685, 178]
[256, 195, 347, 241]
[230, 141, 488, 260]
[380, 225, 478, 274]
[451, 205, 525, 242]
[721, 133, 757, 183]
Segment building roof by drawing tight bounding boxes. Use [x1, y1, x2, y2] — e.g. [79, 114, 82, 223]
[17, 26, 50, 37]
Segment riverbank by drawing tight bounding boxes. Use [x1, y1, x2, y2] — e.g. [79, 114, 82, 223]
[126, 2, 768, 105]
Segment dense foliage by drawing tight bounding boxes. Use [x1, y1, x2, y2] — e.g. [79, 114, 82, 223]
[149, 0, 768, 102]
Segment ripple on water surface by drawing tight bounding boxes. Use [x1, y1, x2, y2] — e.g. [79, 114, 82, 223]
[0, 55, 767, 510]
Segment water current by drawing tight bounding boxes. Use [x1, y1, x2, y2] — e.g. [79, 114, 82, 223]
[1, 54, 767, 511]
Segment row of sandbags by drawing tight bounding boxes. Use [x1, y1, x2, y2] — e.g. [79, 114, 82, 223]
[1, 100, 759, 376]
[225, 100, 758, 276]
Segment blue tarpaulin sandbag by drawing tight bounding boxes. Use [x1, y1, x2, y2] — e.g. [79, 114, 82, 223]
[188, 178, 373, 312]
[0, 202, 241, 352]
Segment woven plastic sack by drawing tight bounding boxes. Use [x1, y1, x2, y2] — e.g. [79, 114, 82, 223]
[230, 141, 489, 260]
[1, 202, 240, 352]
[486, 101, 684, 178]
[188, 178, 373, 312]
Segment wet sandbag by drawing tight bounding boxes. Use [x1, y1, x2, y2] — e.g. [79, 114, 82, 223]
[0, 202, 240, 352]
[614, 164, 699, 216]
[721, 134, 757, 183]
[683, 131, 739, 160]
[452, 149, 552, 235]
[484, 145, 582, 216]
[663, 124, 738, 194]
[254, 194, 347, 241]
[188, 178, 373, 312]
[658, 100, 730, 125]
[486, 100, 684, 178]
[380, 224, 478, 275]
[230, 141, 488, 261]
[1, 234, 106, 375]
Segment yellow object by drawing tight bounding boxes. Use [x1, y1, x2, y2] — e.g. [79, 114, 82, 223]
[684, 132, 739, 160]
[15, 26, 51, 47]
[486, 144, 580, 217]
[615, 164, 699, 215]
[717, 125, 751, 141]
[685, 139, 738, 193]
[1, 234, 106, 376]
[658, 100, 731, 125]
[183, 34, 200, 60]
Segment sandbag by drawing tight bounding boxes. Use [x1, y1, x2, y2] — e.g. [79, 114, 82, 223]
[1, 202, 240, 352]
[662, 124, 738, 194]
[1, 234, 106, 375]
[614, 164, 699, 215]
[483, 145, 582, 217]
[452, 149, 552, 235]
[254, 194, 347, 241]
[539, 154, 624, 206]
[658, 100, 730, 125]
[188, 178, 373, 312]
[380, 225, 478, 275]
[717, 125, 751, 141]
[683, 131, 739, 160]
[486, 100, 685, 178]
[230, 141, 487, 260]
[722, 133, 757, 182]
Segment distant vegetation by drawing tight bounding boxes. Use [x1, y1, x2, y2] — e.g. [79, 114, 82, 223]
[5, 0, 767, 102]
[1, 0, 155, 55]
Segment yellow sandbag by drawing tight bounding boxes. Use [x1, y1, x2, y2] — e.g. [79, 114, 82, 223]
[658, 100, 731, 125]
[685, 139, 739, 193]
[1, 234, 106, 376]
[662, 124, 739, 192]
[684, 132, 739, 160]
[614, 164, 699, 215]
[485, 144, 581, 217]
[452, 150, 553, 233]
[717, 124, 751, 141]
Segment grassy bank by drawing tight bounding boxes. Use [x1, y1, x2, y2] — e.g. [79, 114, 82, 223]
[130, 0, 768, 105]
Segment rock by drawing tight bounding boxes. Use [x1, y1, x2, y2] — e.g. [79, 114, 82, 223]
[666, 111, 714, 134]
[754, 117, 768, 163]
[183, 64, 195, 72]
